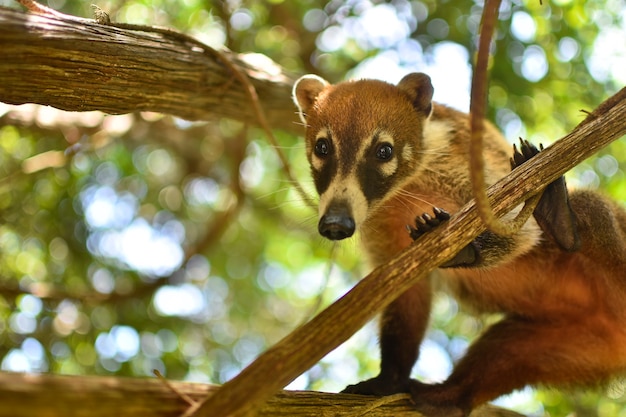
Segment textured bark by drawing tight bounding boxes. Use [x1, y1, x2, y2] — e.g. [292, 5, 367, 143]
[0, 372, 524, 417]
[2, 5, 626, 417]
[0, 7, 300, 133]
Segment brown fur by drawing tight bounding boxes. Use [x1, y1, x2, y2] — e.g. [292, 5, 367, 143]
[293, 73, 626, 416]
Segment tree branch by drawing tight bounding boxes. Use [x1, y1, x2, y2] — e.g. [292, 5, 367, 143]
[0, 372, 524, 417]
[0, 7, 301, 133]
[190, 89, 626, 416]
[3, 5, 625, 416]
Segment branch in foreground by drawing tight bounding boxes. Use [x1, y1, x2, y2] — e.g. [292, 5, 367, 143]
[0, 372, 523, 417]
[191, 88, 626, 417]
[0, 7, 300, 133]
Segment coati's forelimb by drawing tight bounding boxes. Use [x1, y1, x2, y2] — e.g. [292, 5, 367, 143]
[407, 207, 450, 240]
[407, 208, 479, 267]
[511, 139, 580, 252]
[342, 278, 432, 396]
[408, 209, 517, 269]
[409, 139, 579, 269]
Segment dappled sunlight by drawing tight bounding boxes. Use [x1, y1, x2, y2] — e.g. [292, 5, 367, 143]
[154, 284, 205, 317]
[0, 1, 625, 415]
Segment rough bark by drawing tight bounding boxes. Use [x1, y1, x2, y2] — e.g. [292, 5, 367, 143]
[0, 7, 301, 133]
[0, 372, 524, 417]
[2, 5, 626, 417]
[192, 88, 626, 416]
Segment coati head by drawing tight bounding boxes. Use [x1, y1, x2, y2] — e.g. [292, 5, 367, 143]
[293, 73, 434, 240]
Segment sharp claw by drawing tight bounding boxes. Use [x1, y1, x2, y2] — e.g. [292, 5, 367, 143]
[409, 207, 451, 241]
[511, 139, 543, 170]
[435, 208, 450, 220]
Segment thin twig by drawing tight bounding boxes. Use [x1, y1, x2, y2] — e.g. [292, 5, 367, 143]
[153, 370, 198, 407]
[196, 48, 314, 210]
[297, 243, 339, 326]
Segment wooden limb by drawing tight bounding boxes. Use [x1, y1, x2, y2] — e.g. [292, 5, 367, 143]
[2, 3, 313, 207]
[0, 371, 524, 417]
[189, 88, 626, 417]
[0, 7, 300, 133]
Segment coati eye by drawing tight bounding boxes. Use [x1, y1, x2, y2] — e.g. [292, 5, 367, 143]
[314, 138, 330, 157]
[376, 143, 393, 161]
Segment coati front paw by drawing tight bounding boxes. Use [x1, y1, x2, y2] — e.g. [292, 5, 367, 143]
[342, 376, 411, 396]
[510, 138, 542, 170]
[407, 207, 451, 241]
[510, 138, 580, 252]
[408, 207, 478, 268]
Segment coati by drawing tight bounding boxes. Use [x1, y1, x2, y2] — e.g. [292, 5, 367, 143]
[292, 72, 626, 416]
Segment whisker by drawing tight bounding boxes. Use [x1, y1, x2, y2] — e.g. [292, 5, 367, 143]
[286, 213, 319, 230]
[263, 176, 314, 185]
[359, 220, 383, 241]
[388, 194, 414, 213]
[395, 189, 437, 208]
[274, 201, 318, 214]
[291, 118, 310, 128]
[271, 144, 307, 150]
[298, 243, 340, 325]
[255, 184, 317, 204]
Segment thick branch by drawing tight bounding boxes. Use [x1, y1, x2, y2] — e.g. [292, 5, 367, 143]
[0, 372, 523, 417]
[192, 89, 626, 417]
[0, 7, 300, 132]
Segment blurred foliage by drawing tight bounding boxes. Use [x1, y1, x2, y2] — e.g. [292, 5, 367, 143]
[1, 0, 626, 415]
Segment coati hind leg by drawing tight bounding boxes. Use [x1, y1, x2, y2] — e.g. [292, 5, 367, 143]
[409, 315, 622, 417]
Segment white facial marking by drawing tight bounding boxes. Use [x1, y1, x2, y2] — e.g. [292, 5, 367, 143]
[318, 173, 369, 230]
[423, 119, 452, 151]
[403, 143, 413, 161]
[379, 159, 398, 177]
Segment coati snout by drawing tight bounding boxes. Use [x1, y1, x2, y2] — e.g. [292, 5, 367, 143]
[318, 200, 355, 240]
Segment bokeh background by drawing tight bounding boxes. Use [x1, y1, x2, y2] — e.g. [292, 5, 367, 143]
[1, 0, 625, 415]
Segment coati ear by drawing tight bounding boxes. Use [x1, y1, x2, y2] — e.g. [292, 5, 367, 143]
[397, 73, 434, 116]
[293, 75, 330, 123]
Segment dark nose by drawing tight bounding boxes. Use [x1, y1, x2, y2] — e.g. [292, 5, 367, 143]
[318, 204, 355, 240]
